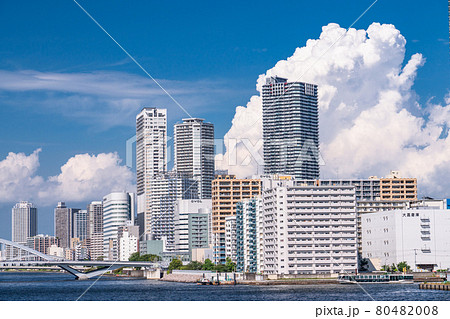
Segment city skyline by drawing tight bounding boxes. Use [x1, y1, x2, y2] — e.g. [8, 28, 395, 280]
[0, 0, 449, 240]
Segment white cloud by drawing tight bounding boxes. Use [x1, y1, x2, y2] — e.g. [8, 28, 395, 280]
[0, 149, 43, 202]
[0, 150, 134, 205]
[0, 70, 246, 129]
[216, 22, 450, 197]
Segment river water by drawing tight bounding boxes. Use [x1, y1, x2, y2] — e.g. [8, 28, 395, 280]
[1, 272, 449, 301]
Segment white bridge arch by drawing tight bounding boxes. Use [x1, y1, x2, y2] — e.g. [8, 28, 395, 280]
[0, 238, 160, 280]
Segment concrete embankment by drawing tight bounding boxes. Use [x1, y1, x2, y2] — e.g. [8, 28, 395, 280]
[419, 283, 450, 291]
[240, 279, 338, 285]
[160, 273, 203, 283]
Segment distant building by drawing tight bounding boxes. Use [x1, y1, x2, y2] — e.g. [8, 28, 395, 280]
[48, 244, 64, 258]
[54, 202, 80, 249]
[73, 209, 88, 242]
[12, 201, 37, 244]
[262, 182, 358, 275]
[225, 216, 237, 263]
[262, 76, 319, 179]
[380, 171, 417, 201]
[174, 118, 214, 199]
[174, 199, 212, 257]
[136, 108, 167, 239]
[212, 175, 261, 264]
[117, 223, 139, 261]
[146, 172, 198, 251]
[87, 201, 104, 260]
[26, 234, 59, 255]
[362, 209, 450, 271]
[103, 192, 135, 260]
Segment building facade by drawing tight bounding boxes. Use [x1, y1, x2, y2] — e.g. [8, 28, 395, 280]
[174, 199, 212, 256]
[12, 201, 37, 244]
[262, 76, 319, 179]
[380, 171, 417, 201]
[225, 216, 236, 263]
[147, 172, 198, 251]
[54, 202, 80, 249]
[236, 197, 264, 273]
[362, 209, 450, 271]
[26, 234, 59, 255]
[262, 183, 358, 275]
[117, 223, 140, 261]
[102, 192, 135, 260]
[87, 201, 104, 260]
[212, 174, 261, 264]
[136, 107, 167, 239]
[174, 118, 214, 199]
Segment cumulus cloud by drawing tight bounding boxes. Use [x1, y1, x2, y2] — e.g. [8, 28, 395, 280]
[0, 150, 134, 205]
[0, 149, 44, 202]
[216, 22, 450, 197]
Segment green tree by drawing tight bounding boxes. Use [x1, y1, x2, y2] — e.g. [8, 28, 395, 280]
[96, 256, 104, 261]
[225, 257, 236, 272]
[397, 261, 410, 272]
[168, 258, 183, 273]
[129, 252, 141, 261]
[202, 259, 215, 271]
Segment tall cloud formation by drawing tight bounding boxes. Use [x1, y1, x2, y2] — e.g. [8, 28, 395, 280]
[216, 22, 450, 197]
[0, 150, 134, 205]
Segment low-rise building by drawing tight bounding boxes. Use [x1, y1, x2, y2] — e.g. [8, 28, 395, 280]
[174, 199, 212, 258]
[117, 223, 139, 261]
[362, 209, 450, 271]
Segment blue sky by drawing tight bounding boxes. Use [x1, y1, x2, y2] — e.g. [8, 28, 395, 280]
[0, 0, 449, 238]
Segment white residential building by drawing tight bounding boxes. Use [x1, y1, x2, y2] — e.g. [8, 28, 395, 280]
[147, 172, 198, 251]
[136, 107, 167, 239]
[263, 182, 358, 275]
[118, 223, 139, 261]
[225, 216, 237, 263]
[103, 192, 135, 260]
[236, 197, 264, 273]
[362, 209, 450, 271]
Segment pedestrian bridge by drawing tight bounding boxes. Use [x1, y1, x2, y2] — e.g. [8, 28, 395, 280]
[0, 238, 159, 280]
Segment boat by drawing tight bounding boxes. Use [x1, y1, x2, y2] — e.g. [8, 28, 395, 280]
[197, 278, 213, 285]
[338, 274, 414, 284]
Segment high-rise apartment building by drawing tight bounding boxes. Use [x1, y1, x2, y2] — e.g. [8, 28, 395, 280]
[212, 174, 261, 264]
[262, 76, 319, 179]
[54, 202, 80, 249]
[102, 192, 135, 260]
[147, 172, 198, 251]
[236, 197, 264, 273]
[73, 209, 88, 242]
[87, 201, 104, 260]
[136, 107, 167, 238]
[12, 201, 37, 244]
[262, 181, 358, 275]
[225, 216, 237, 263]
[174, 118, 214, 199]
